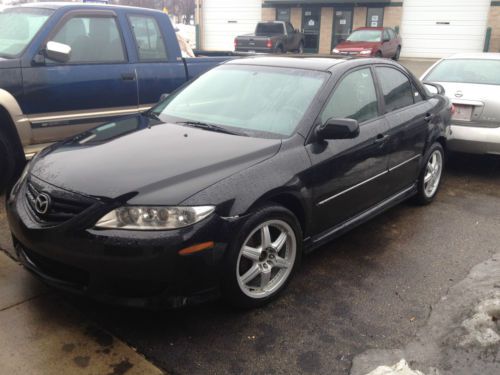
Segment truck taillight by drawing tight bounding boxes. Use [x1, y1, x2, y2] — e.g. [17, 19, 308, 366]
[450, 104, 456, 114]
[266, 39, 272, 49]
[234, 38, 238, 49]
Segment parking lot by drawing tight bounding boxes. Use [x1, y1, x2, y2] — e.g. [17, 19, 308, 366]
[1, 58, 499, 375]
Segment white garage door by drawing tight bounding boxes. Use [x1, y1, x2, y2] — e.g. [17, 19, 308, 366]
[401, 0, 490, 58]
[203, 0, 262, 51]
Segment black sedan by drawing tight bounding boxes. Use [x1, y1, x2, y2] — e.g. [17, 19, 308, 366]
[7, 57, 452, 309]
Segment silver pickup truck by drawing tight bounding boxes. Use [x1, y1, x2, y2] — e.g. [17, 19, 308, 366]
[235, 21, 304, 54]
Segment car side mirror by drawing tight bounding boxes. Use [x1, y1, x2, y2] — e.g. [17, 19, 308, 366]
[316, 118, 360, 140]
[45, 41, 71, 63]
[423, 82, 445, 96]
[159, 93, 170, 101]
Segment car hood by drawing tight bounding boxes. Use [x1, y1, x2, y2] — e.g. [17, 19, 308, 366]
[0, 57, 21, 69]
[31, 115, 282, 205]
[335, 41, 380, 51]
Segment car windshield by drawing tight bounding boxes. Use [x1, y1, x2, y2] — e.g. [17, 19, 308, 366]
[425, 59, 500, 85]
[152, 65, 328, 138]
[0, 7, 53, 58]
[346, 30, 382, 42]
[256, 23, 284, 35]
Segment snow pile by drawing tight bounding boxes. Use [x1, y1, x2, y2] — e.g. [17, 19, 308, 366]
[365, 360, 427, 375]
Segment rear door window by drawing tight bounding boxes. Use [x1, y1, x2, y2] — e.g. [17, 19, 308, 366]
[129, 15, 168, 61]
[376, 67, 415, 112]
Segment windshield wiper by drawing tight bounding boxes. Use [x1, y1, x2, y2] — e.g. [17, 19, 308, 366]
[176, 121, 247, 136]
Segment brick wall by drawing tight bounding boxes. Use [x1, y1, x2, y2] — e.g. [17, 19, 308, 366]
[383, 6, 402, 29]
[319, 7, 334, 54]
[290, 7, 302, 30]
[262, 7, 275, 22]
[488, 6, 500, 52]
[353, 7, 367, 29]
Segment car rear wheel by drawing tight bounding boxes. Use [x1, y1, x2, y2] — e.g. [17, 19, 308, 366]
[276, 45, 285, 54]
[414, 143, 445, 205]
[297, 42, 304, 54]
[375, 51, 383, 58]
[393, 46, 401, 61]
[222, 204, 302, 308]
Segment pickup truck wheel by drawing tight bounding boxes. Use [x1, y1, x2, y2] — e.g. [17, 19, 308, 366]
[276, 45, 285, 54]
[297, 42, 304, 54]
[0, 130, 24, 194]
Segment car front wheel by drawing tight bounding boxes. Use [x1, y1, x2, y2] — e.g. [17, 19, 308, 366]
[414, 142, 445, 205]
[223, 204, 302, 308]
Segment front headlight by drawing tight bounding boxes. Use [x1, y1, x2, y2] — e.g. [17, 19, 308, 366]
[359, 49, 372, 55]
[332, 48, 340, 54]
[95, 206, 215, 230]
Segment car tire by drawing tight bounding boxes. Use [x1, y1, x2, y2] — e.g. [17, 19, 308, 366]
[413, 142, 445, 205]
[297, 42, 304, 54]
[222, 204, 303, 309]
[0, 130, 24, 194]
[393, 46, 401, 61]
[375, 51, 383, 58]
[276, 45, 285, 54]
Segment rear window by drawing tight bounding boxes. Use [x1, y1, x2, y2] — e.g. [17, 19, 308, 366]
[256, 23, 284, 36]
[425, 59, 500, 85]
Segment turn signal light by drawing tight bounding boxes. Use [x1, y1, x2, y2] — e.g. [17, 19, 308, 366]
[178, 241, 215, 255]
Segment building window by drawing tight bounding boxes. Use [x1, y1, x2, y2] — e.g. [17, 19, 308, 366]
[276, 8, 290, 22]
[366, 8, 384, 28]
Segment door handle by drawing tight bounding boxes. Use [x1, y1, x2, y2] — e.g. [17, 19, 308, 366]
[374, 134, 389, 144]
[424, 113, 435, 122]
[121, 72, 136, 81]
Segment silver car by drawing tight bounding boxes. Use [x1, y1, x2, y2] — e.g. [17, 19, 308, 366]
[421, 53, 500, 155]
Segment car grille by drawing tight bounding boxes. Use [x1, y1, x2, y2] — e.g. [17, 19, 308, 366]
[25, 178, 96, 224]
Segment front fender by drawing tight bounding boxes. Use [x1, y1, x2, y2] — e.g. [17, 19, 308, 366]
[0, 89, 31, 146]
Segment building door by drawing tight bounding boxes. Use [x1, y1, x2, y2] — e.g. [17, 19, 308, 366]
[367, 8, 384, 27]
[302, 8, 320, 53]
[401, 0, 490, 58]
[332, 9, 353, 48]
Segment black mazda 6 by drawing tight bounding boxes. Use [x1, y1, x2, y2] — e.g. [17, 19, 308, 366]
[7, 57, 452, 309]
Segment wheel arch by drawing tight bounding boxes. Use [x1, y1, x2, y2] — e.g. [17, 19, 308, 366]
[245, 190, 311, 237]
[0, 88, 30, 148]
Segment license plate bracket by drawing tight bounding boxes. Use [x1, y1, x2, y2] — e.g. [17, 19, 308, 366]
[453, 104, 473, 121]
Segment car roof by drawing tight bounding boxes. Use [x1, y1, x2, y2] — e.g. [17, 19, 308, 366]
[227, 56, 349, 71]
[443, 53, 500, 60]
[16, 2, 162, 13]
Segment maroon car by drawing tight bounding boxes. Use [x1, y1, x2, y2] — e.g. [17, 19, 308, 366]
[332, 27, 401, 60]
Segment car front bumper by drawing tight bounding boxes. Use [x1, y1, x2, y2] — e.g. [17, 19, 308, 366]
[6, 180, 245, 309]
[448, 124, 500, 155]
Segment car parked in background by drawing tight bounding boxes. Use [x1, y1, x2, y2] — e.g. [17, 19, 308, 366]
[235, 21, 304, 54]
[333, 27, 401, 60]
[0, 2, 237, 192]
[421, 53, 500, 155]
[7, 57, 451, 309]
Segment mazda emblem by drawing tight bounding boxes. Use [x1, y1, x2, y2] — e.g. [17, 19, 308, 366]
[34, 192, 51, 215]
[454, 90, 463, 98]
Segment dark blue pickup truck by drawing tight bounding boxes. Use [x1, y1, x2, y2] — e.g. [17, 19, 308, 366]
[0, 2, 235, 191]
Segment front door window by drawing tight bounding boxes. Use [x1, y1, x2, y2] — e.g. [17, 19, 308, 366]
[302, 8, 320, 53]
[332, 9, 353, 48]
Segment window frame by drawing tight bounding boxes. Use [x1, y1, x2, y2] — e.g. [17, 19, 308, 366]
[372, 65, 425, 115]
[43, 10, 128, 65]
[285, 21, 294, 35]
[276, 7, 291, 22]
[366, 7, 384, 28]
[127, 13, 168, 63]
[317, 66, 383, 127]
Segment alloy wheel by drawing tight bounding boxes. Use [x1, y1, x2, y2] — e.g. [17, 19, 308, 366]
[236, 219, 296, 299]
[424, 150, 443, 198]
